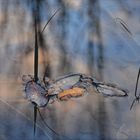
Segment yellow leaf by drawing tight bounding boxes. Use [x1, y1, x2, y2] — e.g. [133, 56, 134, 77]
[58, 87, 85, 101]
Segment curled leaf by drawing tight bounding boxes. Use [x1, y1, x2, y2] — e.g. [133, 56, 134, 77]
[57, 87, 86, 101]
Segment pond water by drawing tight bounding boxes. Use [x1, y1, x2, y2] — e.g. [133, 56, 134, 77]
[0, 0, 140, 140]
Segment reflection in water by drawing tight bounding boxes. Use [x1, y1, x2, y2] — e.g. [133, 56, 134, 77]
[0, 0, 140, 140]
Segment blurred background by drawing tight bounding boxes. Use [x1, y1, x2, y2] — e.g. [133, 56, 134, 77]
[0, 0, 140, 140]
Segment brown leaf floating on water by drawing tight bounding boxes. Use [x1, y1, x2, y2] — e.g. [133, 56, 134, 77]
[57, 87, 86, 101]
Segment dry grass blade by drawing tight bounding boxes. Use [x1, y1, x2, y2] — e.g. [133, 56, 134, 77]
[41, 8, 61, 33]
[0, 98, 51, 138]
[34, 105, 37, 135]
[115, 17, 132, 36]
[32, 7, 61, 136]
[37, 108, 59, 135]
[34, 14, 38, 82]
[37, 108, 73, 140]
[134, 68, 140, 97]
[33, 6, 39, 135]
[130, 68, 140, 110]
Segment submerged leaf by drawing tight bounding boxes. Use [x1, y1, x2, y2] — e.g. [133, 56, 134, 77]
[24, 79, 48, 107]
[95, 83, 128, 97]
[22, 73, 128, 107]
